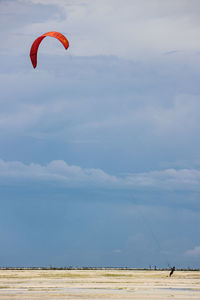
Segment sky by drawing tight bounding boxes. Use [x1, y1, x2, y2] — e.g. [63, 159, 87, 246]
[0, 0, 200, 268]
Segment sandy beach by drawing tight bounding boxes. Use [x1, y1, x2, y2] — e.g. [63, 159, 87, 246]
[0, 269, 199, 299]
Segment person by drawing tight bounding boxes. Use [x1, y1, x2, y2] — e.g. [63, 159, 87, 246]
[169, 266, 175, 277]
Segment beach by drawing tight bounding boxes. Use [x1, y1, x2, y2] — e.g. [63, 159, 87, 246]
[0, 269, 199, 299]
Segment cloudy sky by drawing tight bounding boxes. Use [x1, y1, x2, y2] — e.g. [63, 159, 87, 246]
[1, 0, 200, 268]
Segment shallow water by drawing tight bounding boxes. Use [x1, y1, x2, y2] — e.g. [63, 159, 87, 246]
[162, 287, 200, 292]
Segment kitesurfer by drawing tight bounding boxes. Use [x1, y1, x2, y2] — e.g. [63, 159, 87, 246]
[169, 266, 175, 277]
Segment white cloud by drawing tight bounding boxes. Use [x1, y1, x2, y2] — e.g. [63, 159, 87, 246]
[112, 249, 122, 254]
[0, 159, 120, 188]
[185, 245, 200, 257]
[0, 159, 200, 190]
[2, 0, 200, 62]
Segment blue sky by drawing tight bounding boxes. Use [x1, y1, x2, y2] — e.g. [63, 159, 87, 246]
[1, 0, 200, 268]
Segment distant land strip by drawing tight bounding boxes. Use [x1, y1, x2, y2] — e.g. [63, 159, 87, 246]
[0, 267, 199, 271]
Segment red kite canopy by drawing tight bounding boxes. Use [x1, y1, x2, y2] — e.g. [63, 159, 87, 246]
[30, 31, 69, 68]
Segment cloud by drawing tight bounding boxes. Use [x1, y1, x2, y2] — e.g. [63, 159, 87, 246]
[185, 245, 200, 257]
[0, 51, 199, 174]
[1, 1, 200, 177]
[0, 159, 200, 191]
[0, 0, 65, 56]
[0, 159, 119, 188]
[1, 50, 200, 139]
[2, 0, 200, 62]
[112, 249, 122, 254]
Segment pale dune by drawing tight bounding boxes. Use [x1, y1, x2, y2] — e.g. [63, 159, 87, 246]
[0, 269, 200, 299]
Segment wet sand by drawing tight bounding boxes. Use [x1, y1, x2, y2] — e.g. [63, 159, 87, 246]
[0, 269, 200, 299]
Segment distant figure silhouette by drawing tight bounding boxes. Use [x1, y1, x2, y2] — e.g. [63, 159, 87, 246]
[169, 266, 175, 277]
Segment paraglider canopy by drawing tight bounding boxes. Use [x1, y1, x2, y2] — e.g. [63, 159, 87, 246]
[30, 31, 69, 68]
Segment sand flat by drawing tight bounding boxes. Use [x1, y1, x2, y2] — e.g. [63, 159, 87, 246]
[0, 269, 200, 299]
